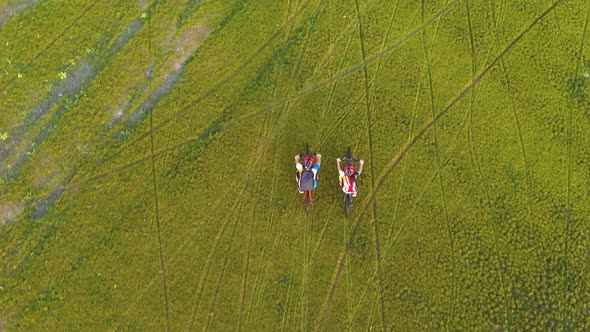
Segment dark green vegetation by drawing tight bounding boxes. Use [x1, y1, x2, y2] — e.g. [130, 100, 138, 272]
[1, 0, 590, 330]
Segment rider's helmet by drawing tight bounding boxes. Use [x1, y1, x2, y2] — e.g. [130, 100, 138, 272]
[304, 157, 313, 170]
[346, 168, 354, 177]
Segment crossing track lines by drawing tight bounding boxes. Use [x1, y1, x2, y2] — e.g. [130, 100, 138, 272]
[237, 74, 285, 330]
[223, 0, 461, 141]
[89, 0, 319, 170]
[74, 0, 459, 198]
[186, 123, 271, 330]
[315, 1, 565, 329]
[420, 0, 456, 327]
[146, 7, 171, 328]
[468, 0, 512, 326]
[353, 0, 387, 329]
[81, 0, 459, 189]
[492, 10, 534, 213]
[186, 181, 248, 330]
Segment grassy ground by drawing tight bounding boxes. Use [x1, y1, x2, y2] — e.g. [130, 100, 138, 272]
[1, 0, 590, 330]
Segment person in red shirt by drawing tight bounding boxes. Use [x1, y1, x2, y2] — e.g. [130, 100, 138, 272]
[337, 157, 364, 197]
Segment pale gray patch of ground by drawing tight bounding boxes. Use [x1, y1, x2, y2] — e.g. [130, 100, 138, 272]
[0, 0, 39, 28]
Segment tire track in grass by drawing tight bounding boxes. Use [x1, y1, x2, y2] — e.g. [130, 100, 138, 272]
[349, 169, 438, 323]
[237, 99, 272, 332]
[242, 2, 315, 326]
[563, 1, 590, 328]
[278, 2, 327, 324]
[187, 185, 248, 330]
[279, 200, 306, 330]
[299, 211, 312, 330]
[246, 196, 299, 329]
[72, 0, 442, 194]
[467, 0, 511, 326]
[491, 8, 534, 212]
[236, 51, 290, 328]
[348, 75, 478, 322]
[316, 2, 564, 328]
[0, 2, 98, 93]
[353, 0, 386, 329]
[346, 1, 443, 328]
[243, 64, 284, 329]
[280, 252, 299, 331]
[288, 2, 329, 317]
[96, 0, 444, 173]
[343, 214, 354, 330]
[225, 0, 460, 138]
[203, 201, 246, 332]
[238, 77, 279, 330]
[119, 181, 239, 326]
[313, 23, 358, 146]
[420, 0, 455, 326]
[97, 0, 318, 165]
[147, 9, 171, 329]
[187, 112, 272, 329]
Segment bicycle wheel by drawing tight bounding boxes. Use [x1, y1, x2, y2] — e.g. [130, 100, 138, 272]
[344, 193, 351, 218]
[305, 191, 311, 214]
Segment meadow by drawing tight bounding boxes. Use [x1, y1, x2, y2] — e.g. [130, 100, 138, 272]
[1, 0, 590, 330]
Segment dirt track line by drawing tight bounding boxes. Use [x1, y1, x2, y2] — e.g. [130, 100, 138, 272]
[150, 90, 172, 331]
[102, 0, 317, 164]
[420, 0, 456, 326]
[314, 24, 358, 147]
[74, 0, 427, 193]
[203, 201, 245, 331]
[353, 0, 386, 329]
[473, 0, 512, 324]
[225, 0, 460, 141]
[494, 23, 534, 213]
[349, 99, 477, 322]
[238, 96, 275, 332]
[243, 68, 284, 329]
[147, 9, 171, 328]
[316, 2, 563, 328]
[288, 3, 329, 329]
[189, 110, 271, 329]
[349, 169, 438, 323]
[187, 187, 247, 330]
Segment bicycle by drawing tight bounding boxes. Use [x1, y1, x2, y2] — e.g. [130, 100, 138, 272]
[339, 146, 360, 218]
[297, 143, 318, 214]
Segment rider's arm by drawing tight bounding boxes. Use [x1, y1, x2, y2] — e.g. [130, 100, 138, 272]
[336, 158, 342, 173]
[358, 159, 365, 174]
[295, 155, 302, 172]
[315, 153, 321, 165]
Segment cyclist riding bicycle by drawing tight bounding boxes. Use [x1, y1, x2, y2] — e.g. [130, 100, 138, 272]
[295, 153, 322, 193]
[337, 157, 364, 197]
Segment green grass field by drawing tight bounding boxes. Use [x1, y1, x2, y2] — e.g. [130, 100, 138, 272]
[1, 0, 590, 330]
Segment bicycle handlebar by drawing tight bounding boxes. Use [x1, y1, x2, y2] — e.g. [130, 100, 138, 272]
[299, 153, 317, 158]
[339, 156, 360, 163]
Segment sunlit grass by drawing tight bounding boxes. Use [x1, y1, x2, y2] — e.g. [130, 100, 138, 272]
[1, 0, 589, 330]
